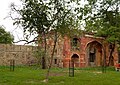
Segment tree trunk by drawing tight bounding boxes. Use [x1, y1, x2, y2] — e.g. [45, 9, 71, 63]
[39, 30, 47, 69]
[45, 31, 57, 81]
[107, 43, 115, 66]
[42, 31, 47, 69]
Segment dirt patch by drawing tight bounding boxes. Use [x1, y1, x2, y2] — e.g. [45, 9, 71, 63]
[93, 71, 102, 74]
[49, 72, 66, 76]
[25, 80, 41, 84]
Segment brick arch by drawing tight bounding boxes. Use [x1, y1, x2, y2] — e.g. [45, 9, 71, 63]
[85, 40, 103, 67]
[71, 54, 80, 67]
[85, 40, 103, 50]
[70, 52, 80, 58]
[71, 54, 79, 58]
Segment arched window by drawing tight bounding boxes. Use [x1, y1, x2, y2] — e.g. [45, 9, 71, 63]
[71, 38, 80, 50]
[73, 38, 78, 47]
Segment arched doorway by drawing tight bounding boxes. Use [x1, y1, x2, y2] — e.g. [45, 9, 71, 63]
[71, 54, 79, 67]
[86, 41, 103, 67]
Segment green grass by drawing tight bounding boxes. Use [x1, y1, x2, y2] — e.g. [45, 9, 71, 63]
[0, 66, 120, 85]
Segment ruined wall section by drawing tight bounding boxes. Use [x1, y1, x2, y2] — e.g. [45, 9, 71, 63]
[45, 35, 64, 67]
[0, 44, 37, 66]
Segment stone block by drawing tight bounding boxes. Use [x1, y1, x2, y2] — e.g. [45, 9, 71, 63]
[6, 44, 14, 51]
[14, 45, 21, 52]
[20, 46, 27, 51]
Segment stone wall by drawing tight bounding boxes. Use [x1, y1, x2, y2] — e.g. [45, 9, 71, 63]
[0, 44, 37, 66]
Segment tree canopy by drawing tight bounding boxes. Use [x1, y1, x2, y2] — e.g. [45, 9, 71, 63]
[0, 26, 14, 44]
[84, 0, 120, 44]
[11, 0, 82, 43]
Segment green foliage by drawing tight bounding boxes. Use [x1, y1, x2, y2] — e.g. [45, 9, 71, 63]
[11, 0, 82, 40]
[0, 26, 14, 44]
[33, 47, 45, 66]
[34, 49, 44, 59]
[84, 0, 120, 44]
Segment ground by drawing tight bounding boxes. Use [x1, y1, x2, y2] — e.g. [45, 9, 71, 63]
[0, 66, 120, 85]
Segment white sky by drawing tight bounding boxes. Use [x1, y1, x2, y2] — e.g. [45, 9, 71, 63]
[0, 0, 25, 45]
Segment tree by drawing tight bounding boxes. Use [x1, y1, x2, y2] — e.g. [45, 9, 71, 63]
[0, 26, 14, 44]
[83, 0, 120, 66]
[10, 0, 82, 81]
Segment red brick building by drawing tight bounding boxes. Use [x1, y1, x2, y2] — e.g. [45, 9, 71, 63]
[47, 33, 119, 68]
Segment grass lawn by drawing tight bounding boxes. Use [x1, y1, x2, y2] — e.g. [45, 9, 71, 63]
[0, 66, 120, 85]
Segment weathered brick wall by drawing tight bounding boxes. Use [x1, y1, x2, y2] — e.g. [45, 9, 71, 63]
[45, 35, 64, 68]
[63, 34, 119, 68]
[0, 44, 37, 66]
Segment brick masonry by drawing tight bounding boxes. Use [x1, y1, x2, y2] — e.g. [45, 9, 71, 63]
[62, 34, 119, 68]
[0, 44, 37, 66]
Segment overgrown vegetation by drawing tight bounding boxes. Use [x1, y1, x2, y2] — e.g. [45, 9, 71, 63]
[0, 26, 14, 44]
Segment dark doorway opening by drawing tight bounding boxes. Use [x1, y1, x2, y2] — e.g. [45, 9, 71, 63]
[89, 53, 95, 62]
[86, 41, 102, 67]
[71, 54, 79, 67]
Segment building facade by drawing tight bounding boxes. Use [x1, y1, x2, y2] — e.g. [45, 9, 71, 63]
[47, 34, 119, 68]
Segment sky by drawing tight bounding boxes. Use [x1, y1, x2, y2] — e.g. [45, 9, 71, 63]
[0, 0, 25, 45]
